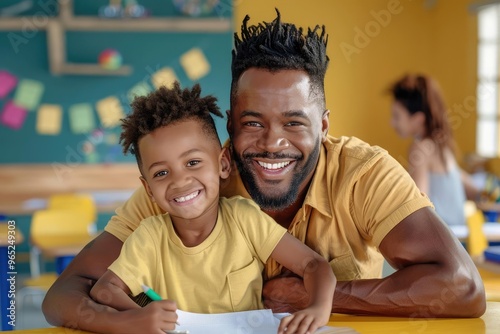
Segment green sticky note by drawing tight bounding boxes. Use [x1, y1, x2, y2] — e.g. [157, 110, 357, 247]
[69, 103, 96, 134]
[127, 81, 152, 103]
[14, 79, 45, 111]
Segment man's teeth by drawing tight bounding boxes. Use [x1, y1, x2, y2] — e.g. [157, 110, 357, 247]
[174, 191, 199, 203]
[257, 161, 290, 170]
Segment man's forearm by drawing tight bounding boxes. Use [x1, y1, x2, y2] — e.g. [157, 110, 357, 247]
[42, 275, 125, 332]
[332, 263, 485, 318]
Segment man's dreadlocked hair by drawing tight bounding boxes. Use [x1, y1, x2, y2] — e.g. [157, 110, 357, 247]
[120, 82, 223, 170]
[231, 9, 329, 108]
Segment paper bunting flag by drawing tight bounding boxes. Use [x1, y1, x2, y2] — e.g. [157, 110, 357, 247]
[0, 100, 27, 130]
[127, 81, 152, 103]
[69, 103, 96, 134]
[13, 79, 44, 110]
[180, 48, 210, 81]
[151, 67, 178, 89]
[0, 71, 18, 99]
[96, 96, 125, 128]
[36, 104, 62, 135]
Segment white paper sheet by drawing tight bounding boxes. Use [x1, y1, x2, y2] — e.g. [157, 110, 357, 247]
[174, 309, 358, 334]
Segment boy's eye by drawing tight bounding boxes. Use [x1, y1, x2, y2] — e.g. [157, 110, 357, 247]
[153, 170, 168, 178]
[187, 160, 201, 167]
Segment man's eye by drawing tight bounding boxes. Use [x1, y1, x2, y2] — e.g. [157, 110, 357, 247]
[154, 170, 168, 178]
[287, 121, 304, 126]
[244, 121, 262, 127]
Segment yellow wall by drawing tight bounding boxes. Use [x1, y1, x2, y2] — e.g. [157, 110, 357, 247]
[233, 0, 478, 167]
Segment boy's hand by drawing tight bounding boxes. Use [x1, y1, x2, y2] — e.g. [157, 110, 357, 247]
[116, 300, 179, 334]
[277, 305, 330, 334]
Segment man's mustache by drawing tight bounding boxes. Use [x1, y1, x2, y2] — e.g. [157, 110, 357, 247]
[242, 152, 303, 160]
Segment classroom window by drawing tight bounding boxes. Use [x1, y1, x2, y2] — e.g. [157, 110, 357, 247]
[477, 4, 500, 157]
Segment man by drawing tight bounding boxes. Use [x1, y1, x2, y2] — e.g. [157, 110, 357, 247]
[42, 10, 485, 332]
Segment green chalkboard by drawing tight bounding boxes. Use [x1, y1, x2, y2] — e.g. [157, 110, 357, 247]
[0, 0, 233, 164]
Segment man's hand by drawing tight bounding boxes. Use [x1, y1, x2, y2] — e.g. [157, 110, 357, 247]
[263, 276, 310, 313]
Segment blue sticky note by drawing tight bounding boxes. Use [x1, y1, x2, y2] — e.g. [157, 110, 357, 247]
[14, 79, 44, 111]
[69, 103, 96, 134]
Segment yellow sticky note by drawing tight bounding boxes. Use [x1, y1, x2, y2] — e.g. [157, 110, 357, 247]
[180, 48, 210, 81]
[152, 67, 178, 89]
[96, 96, 125, 128]
[36, 104, 62, 135]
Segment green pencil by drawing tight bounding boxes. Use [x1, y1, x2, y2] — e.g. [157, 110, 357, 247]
[141, 284, 181, 326]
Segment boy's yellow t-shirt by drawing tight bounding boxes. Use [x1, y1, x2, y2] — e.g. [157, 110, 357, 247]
[108, 196, 287, 313]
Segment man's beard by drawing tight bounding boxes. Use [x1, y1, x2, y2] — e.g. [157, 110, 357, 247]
[232, 140, 320, 211]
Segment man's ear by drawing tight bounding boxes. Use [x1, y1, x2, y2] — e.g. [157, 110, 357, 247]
[219, 147, 231, 180]
[321, 109, 330, 142]
[139, 176, 155, 202]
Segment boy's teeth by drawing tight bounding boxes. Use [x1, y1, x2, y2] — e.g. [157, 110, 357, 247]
[257, 161, 290, 170]
[174, 191, 199, 203]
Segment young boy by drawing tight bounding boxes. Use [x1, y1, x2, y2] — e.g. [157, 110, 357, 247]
[90, 82, 336, 334]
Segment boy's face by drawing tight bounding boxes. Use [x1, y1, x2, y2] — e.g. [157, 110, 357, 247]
[139, 119, 229, 222]
[227, 68, 329, 211]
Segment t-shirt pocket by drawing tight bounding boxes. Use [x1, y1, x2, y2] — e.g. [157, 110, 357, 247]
[227, 257, 263, 311]
[329, 252, 361, 281]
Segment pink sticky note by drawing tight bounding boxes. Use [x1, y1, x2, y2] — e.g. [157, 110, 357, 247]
[0, 71, 18, 99]
[1, 100, 27, 130]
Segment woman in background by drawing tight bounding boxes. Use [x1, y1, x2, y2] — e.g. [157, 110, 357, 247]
[389, 74, 479, 226]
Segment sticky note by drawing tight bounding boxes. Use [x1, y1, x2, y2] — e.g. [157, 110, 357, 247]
[0, 100, 27, 130]
[69, 103, 96, 134]
[96, 96, 125, 128]
[151, 67, 178, 89]
[13, 79, 44, 110]
[36, 104, 62, 135]
[0, 71, 18, 98]
[127, 81, 152, 103]
[180, 48, 210, 81]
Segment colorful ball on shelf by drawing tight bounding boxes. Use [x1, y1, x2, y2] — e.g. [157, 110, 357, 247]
[98, 49, 123, 70]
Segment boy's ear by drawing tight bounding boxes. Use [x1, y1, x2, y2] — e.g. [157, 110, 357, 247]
[219, 147, 231, 179]
[139, 176, 155, 202]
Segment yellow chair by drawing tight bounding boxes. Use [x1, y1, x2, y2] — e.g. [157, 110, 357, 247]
[19, 209, 96, 316]
[47, 193, 97, 225]
[29, 208, 95, 278]
[465, 203, 500, 301]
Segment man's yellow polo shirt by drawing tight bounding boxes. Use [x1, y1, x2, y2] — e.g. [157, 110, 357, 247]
[105, 136, 432, 281]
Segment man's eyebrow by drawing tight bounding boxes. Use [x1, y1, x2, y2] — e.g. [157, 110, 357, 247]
[240, 110, 309, 119]
[240, 110, 262, 118]
[283, 110, 309, 119]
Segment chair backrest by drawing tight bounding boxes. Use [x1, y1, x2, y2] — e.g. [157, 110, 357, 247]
[30, 209, 93, 247]
[466, 206, 489, 257]
[48, 193, 97, 224]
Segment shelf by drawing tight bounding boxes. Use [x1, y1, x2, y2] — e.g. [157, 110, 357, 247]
[59, 63, 132, 76]
[0, 17, 231, 33]
[0, 0, 231, 76]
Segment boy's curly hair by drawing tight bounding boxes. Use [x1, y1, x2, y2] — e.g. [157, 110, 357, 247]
[120, 82, 223, 169]
[231, 9, 329, 109]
